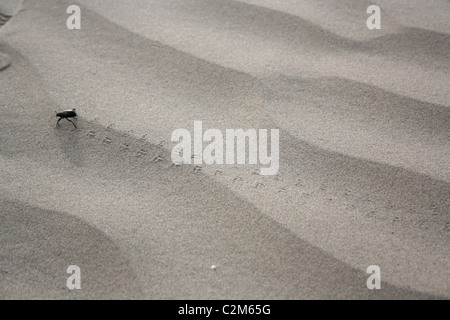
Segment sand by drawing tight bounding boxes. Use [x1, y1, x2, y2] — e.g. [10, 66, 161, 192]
[0, 0, 448, 299]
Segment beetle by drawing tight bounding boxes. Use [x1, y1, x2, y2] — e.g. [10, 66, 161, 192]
[56, 108, 77, 128]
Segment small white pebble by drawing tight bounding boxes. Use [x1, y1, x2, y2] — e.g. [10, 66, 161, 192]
[210, 265, 217, 271]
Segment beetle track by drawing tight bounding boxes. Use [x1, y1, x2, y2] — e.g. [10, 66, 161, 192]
[82, 127, 216, 170]
[119, 143, 130, 151]
[152, 155, 164, 163]
[102, 137, 112, 144]
[85, 130, 96, 138]
[135, 148, 148, 157]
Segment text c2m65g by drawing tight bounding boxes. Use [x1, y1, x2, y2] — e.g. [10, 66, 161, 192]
[222, 304, 271, 315]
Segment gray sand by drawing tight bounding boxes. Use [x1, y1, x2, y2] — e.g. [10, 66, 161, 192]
[0, 0, 449, 299]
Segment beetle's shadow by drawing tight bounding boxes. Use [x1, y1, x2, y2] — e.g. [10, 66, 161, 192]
[54, 119, 84, 167]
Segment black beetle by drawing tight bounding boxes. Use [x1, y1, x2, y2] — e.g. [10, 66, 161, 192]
[56, 108, 77, 128]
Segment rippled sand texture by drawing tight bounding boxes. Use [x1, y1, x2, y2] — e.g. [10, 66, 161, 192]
[0, 0, 449, 299]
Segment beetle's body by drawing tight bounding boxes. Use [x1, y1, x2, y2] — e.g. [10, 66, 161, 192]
[57, 109, 77, 118]
[56, 108, 77, 128]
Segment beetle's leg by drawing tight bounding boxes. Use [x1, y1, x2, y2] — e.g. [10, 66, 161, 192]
[56, 117, 62, 127]
[66, 118, 77, 129]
